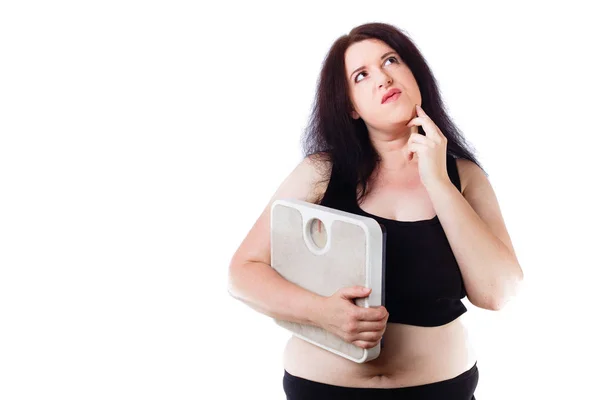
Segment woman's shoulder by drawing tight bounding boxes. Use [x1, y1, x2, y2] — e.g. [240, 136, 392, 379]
[304, 151, 333, 204]
[455, 158, 482, 195]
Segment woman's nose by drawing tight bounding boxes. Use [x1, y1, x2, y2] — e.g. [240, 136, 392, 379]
[378, 73, 392, 88]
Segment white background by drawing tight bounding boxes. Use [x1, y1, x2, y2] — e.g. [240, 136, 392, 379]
[1, 1, 599, 399]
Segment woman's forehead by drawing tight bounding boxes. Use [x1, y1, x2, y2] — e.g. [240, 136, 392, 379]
[345, 39, 397, 73]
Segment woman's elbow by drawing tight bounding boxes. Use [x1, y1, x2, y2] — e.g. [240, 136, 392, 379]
[470, 274, 524, 311]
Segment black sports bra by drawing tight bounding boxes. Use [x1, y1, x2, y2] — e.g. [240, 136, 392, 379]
[318, 154, 467, 327]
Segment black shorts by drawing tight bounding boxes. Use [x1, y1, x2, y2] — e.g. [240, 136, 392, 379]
[283, 362, 478, 400]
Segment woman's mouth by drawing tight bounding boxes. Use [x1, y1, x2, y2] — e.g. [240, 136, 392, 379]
[382, 92, 401, 104]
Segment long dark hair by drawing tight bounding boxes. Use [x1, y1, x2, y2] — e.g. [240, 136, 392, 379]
[301, 22, 485, 203]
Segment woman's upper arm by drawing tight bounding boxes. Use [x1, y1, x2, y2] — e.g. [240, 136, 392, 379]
[457, 158, 518, 259]
[229, 153, 331, 268]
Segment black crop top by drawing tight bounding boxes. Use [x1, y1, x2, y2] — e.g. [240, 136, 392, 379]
[318, 153, 467, 327]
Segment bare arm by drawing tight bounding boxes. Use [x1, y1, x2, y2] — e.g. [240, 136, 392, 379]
[228, 260, 325, 326]
[227, 153, 331, 326]
[428, 159, 523, 310]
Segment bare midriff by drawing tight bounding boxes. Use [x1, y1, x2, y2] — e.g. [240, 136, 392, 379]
[282, 317, 477, 388]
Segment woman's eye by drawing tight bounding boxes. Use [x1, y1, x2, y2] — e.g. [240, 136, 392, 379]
[354, 57, 399, 83]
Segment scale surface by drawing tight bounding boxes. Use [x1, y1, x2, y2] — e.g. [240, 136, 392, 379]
[270, 198, 386, 363]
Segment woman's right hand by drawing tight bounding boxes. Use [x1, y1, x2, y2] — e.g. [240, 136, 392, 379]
[315, 286, 388, 349]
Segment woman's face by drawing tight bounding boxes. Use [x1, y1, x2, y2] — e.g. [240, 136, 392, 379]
[345, 38, 421, 131]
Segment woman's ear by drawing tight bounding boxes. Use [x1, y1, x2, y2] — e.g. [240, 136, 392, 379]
[351, 109, 359, 119]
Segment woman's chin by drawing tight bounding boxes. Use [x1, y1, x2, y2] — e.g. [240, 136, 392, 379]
[388, 118, 413, 131]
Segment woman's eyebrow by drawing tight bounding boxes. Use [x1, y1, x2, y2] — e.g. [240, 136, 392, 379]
[349, 51, 397, 78]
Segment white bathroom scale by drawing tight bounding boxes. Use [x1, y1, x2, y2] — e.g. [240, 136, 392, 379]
[270, 198, 387, 363]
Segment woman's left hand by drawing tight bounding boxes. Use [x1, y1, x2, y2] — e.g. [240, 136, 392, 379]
[406, 105, 451, 190]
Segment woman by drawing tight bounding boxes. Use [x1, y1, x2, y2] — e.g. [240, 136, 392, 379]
[228, 22, 523, 399]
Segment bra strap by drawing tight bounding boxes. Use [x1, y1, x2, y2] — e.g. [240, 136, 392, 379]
[446, 154, 462, 192]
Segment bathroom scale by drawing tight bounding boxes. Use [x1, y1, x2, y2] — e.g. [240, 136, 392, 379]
[270, 198, 387, 363]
